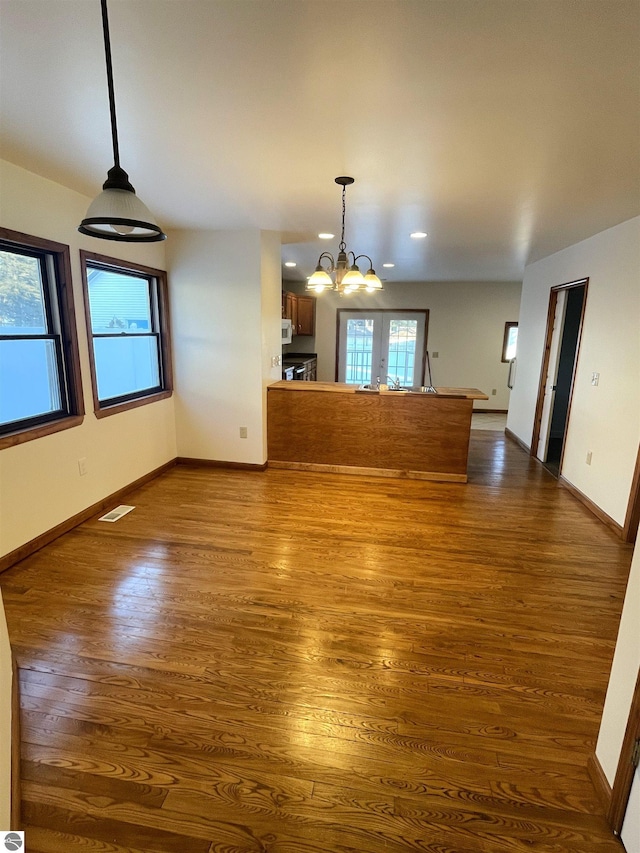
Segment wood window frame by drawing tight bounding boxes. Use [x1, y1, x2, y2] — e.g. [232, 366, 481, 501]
[501, 321, 518, 363]
[80, 251, 173, 419]
[0, 228, 84, 450]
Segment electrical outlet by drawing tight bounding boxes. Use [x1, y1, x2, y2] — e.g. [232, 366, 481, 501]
[491, 389, 497, 396]
[239, 426, 248, 439]
[586, 451, 592, 465]
[432, 352, 439, 358]
[78, 457, 88, 476]
[591, 372, 600, 386]
[271, 355, 281, 367]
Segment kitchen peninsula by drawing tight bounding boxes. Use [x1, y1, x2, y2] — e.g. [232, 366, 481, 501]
[267, 382, 489, 483]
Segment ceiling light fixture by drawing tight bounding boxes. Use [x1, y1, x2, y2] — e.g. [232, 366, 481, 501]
[78, 0, 165, 242]
[307, 177, 383, 296]
[410, 231, 428, 239]
[284, 261, 297, 267]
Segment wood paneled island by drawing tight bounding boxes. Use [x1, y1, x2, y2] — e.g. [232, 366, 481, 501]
[267, 381, 489, 482]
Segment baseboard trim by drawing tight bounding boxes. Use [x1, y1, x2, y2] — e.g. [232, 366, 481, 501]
[176, 457, 267, 471]
[0, 459, 177, 574]
[587, 752, 612, 814]
[11, 653, 21, 829]
[505, 427, 531, 454]
[473, 408, 508, 414]
[558, 475, 624, 539]
[268, 460, 467, 483]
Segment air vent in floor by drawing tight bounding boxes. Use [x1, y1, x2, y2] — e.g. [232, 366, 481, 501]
[98, 505, 135, 523]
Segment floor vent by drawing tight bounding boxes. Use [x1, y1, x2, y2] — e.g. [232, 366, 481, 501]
[98, 505, 135, 523]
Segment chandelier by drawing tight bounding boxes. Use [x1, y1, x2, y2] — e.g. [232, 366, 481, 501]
[306, 177, 383, 295]
[78, 0, 165, 242]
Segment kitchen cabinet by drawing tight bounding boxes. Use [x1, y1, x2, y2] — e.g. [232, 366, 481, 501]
[283, 291, 297, 329]
[282, 291, 315, 337]
[295, 295, 315, 336]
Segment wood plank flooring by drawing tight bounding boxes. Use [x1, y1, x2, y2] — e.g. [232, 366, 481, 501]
[0, 431, 632, 852]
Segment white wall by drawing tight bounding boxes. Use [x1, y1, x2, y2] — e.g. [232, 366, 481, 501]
[260, 231, 285, 460]
[507, 217, 640, 526]
[596, 541, 640, 786]
[167, 228, 281, 464]
[284, 280, 522, 410]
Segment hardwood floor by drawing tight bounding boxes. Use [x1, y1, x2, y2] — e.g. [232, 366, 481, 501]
[1, 431, 632, 852]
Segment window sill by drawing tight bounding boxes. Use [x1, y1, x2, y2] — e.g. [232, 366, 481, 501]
[0, 414, 84, 451]
[93, 389, 173, 419]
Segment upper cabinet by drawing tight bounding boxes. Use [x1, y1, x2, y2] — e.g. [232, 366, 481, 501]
[282, 291, 315, 337]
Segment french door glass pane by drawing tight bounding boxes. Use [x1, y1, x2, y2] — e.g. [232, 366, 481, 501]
[93, 336, 160, 402]
[0, 338, 61, 426]
[386, 320, 418, 386]
[344, 318, 374, 384]
[0, 250, 47, 333]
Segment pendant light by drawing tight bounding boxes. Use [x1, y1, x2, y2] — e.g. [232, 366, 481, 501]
[306, 177, 382, 295]
[79, 0, 165, 242]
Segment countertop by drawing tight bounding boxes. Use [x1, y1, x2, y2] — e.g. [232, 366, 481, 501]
[268, 380, 489, 400]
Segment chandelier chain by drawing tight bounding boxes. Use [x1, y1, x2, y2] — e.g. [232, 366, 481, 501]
[339, 184, 347, 252]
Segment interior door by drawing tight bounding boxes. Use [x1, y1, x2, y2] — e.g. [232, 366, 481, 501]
[622, 765, 640, 853]
[536, 290, 566, 460]
[337, 310, 427, 386]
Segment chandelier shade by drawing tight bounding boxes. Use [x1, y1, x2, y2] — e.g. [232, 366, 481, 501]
[78, 0, 165, 243]
[306, 177, 382, 295]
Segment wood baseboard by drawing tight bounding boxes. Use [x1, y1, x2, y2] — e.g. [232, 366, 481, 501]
[176, 457, 267, 471]
[587, 752, 612, 814]
[558, 475, 624, 539]
[0, 459, 177, 574]
[268, 460, 467, 483]
[11, 653, 20, 829]
[504, 427, 531, 454]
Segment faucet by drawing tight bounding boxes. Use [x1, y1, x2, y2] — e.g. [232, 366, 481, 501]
[387, 375, 402, 390]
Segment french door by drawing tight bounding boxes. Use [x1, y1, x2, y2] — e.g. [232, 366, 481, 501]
[336, 310, 428, 387]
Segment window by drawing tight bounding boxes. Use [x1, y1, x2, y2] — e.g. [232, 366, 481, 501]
[80, 252, 172, 416]
[0, 228, 83, 448]
[502, 321, 518, 362]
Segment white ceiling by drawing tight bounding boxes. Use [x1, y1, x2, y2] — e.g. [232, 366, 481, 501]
[1, 0, 638, 283]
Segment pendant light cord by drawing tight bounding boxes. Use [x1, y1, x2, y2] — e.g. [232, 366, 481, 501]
[101, 0, 120, 169]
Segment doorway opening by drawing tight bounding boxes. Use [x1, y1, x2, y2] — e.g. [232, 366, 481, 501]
[531, 279, 588, 478]
[336, 310, 428, 387]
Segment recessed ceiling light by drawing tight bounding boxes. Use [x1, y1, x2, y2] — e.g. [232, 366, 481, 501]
[284, 261, 296, 267]
[382, 263, 395, 268]
[410, 232, 428, 239]
[318, 233, 334, 240]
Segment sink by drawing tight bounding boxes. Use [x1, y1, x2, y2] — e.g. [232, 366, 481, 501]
[357, 384, 438, 394]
